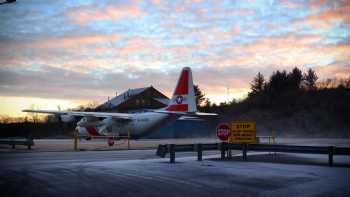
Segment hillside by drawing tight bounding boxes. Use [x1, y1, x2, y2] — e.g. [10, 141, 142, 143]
[202, 69, 350, 137]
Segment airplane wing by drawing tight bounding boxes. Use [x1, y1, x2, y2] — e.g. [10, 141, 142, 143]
[22, 109, 132, 120]
[178, 116, 205, 121]
[191, 112, 218, 117]
[151, 110, 187, 115]
[152, 110, 218, 117]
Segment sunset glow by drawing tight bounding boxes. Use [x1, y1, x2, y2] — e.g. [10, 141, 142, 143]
[0, 0, 349, 117]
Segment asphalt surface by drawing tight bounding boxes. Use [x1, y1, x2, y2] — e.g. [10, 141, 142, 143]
[1, 149, 350, 197]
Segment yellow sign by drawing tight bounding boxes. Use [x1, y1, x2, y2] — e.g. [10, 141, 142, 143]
[229, 121, 256, 144]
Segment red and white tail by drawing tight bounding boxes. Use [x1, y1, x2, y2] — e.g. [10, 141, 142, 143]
[166, 67, 197, 112]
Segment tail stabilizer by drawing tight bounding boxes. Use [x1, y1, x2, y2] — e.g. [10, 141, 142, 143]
[166, 67, 197, 112]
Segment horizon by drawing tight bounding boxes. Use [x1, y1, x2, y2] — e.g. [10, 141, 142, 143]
[1, 0, 349, 117]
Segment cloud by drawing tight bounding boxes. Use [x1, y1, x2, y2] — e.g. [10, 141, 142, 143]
[224, 35, 350, 70]
[68, 4, 144, 24]
[281, 0, 305, 9]
[1, 0, 350, 111]
[293, 2, 350, 30]
[315, 63, 350, 79]
[24, 35, 119, 49]
[0, 64, 271, 105]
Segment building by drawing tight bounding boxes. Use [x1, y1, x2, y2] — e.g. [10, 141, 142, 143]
[96, 86, 169, 112]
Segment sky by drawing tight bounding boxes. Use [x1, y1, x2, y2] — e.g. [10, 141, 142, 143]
[0, 0, 349, 117]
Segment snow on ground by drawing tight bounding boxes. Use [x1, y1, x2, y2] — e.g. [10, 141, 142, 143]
[1, 137, 350, 152]
[1, 148, 350, 197]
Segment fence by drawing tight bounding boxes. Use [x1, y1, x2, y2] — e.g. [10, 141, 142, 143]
[0, 138, 34, 149]
[156, 142, 350, 166]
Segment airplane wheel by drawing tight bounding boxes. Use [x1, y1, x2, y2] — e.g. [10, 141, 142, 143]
[108, 138, 114, 146]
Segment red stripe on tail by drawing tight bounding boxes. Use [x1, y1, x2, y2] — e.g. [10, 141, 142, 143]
[174, 69, 189, 95]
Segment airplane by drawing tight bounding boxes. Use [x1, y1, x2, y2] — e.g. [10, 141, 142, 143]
[0, 0, 16, 5]
[23, 67, 218, 145]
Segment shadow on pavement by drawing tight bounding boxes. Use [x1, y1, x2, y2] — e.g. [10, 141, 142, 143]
[210, 153, 350, 168]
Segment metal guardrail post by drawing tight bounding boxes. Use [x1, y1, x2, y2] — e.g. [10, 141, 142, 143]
[156, 144, 167, 158]
[227, 149, 232, 159]
[27, 138, 33, 150]
[220, 142, 226, 160]
[127, 129, 130, 150]
[328, 146, 334, 166]
[197, 143, 202, 161]
[243, 144, 248, 161]
[169, 144, 175, 163]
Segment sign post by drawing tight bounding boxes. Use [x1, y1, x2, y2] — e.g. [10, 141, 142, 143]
[216, 123, 231, 159]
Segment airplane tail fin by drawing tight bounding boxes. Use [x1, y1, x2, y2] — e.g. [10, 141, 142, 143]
[166, 67, 197, 113]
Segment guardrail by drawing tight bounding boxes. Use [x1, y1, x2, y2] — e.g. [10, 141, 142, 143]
[0, 138, 34, 150]
[156, 142, 350, 166]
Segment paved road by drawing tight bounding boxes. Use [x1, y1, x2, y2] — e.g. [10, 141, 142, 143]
[1, 149, 350, 197]
[0, 149, 219, 168]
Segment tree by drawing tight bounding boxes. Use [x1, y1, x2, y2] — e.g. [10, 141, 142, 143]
[201, 98, 212, 112]
[304, 68, 318, 90]
[288, 67, 303, 91]
[249, 72, 265, 97]
[268, 70, 288, 95]
[194, 85, 205, 108]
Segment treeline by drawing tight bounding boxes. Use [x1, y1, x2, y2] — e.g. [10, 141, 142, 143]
[0, 121, 74, 138]
[198, 67, 350, 137]
[198, 67, 350, 110]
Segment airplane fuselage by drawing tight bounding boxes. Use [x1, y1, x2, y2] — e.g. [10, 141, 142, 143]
[76, 112, 179, 139]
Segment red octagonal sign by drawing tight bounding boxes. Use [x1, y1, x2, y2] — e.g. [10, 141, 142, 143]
[216, 123, 231, 141]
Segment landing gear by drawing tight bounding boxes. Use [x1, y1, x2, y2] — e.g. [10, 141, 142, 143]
[108, 137, 115, 146]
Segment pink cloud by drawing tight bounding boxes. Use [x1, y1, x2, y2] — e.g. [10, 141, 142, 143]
[281, 0, 305, 9]
[294, 3, 350, 30]
[21, 35, 119, 49]
[307, 5, 350, 22]
[225, 35, 324, 66]
[315, 63, 350, 79]
[68, 4, 144, 24]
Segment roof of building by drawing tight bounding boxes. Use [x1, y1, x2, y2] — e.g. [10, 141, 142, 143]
[98, 86, 169, 109]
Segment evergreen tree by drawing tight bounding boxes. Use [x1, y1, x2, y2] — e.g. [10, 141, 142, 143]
[194, 85, 205, 108]
[249, 72, 265, 97]
[288, 67, 303, 91]
[201, 98, 212, 112]
[304, 68, 318, 90]
[268, 70, 288, 95]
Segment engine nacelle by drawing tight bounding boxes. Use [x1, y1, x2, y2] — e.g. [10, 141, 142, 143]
[76, 126, 88, 135]
[97, 125, 108, 135]
[60, 115, 75, 122]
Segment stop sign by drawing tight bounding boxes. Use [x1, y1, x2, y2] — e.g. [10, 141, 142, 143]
[216, 123, 231, 141]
